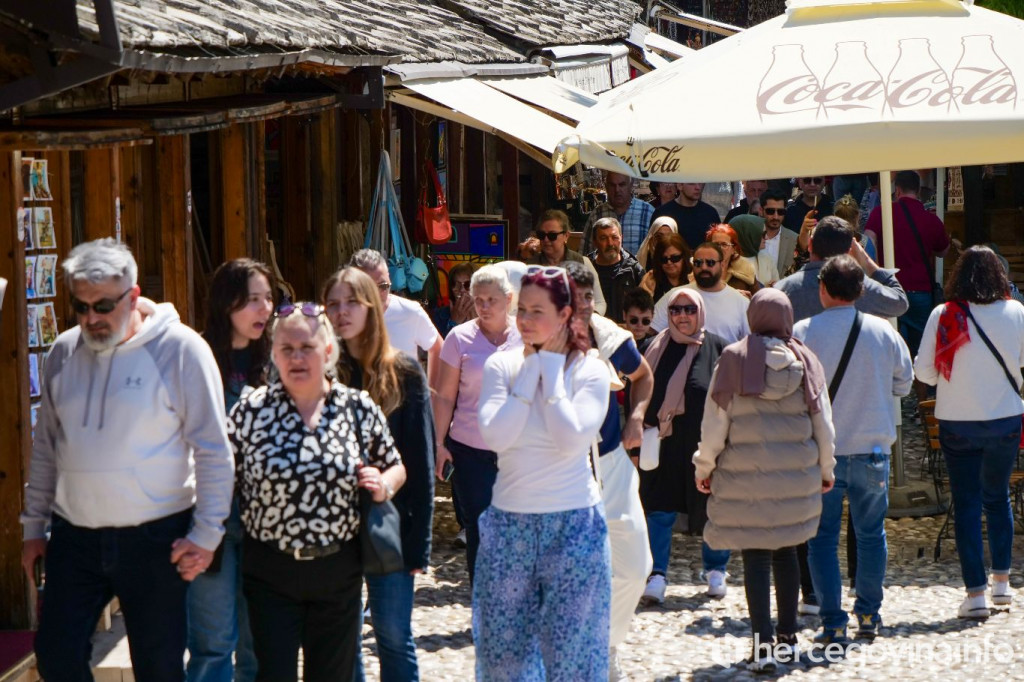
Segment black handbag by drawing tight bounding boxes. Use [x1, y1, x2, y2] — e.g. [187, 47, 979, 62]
[899, 201, 945, 306]
[354, 403, 404, 576]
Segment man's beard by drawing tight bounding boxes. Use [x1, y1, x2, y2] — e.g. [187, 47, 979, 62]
[695, 271, 719, 289]
[82, 320, 128, 351]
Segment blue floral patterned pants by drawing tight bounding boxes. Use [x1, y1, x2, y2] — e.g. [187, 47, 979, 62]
[472, 505, 611, 682]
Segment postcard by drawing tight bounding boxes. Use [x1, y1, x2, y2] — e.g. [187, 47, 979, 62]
[31, 159, 52, 201]
[19, 208, 34, 249]
[21, 157, 33, 201]
[26, 304, 39, 346]
[35, 254, 57, 298]
[34, 207, 56, 249]
[29, 353, 40, 398]
[25, 256, 36, 299]
[38, 302, 58, 346]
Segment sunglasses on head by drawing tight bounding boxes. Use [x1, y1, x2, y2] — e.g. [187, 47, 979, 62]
[628, 316, 652, 326]
[537, 230, 566, 242]
[660, 253, 684, 264]
[275, 301, 324, 319]
[692, 258, 720, 268]
[668, 304, 699, 316]
[801, 177, 824, 185]
[71, 287, 133, 315]
[763, 207, 785, 216]
[524, 265, 572, 294]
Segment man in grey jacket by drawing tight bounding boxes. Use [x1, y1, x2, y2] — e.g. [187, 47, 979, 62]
[20, 238, 234, 681]
[794, 255, 913, 644]
[774, 216, 909, 323]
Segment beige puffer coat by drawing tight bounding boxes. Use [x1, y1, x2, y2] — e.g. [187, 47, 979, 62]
[693, 338, 835, 551]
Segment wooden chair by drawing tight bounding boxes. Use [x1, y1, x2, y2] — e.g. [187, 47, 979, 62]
[919, 400, 957, 560]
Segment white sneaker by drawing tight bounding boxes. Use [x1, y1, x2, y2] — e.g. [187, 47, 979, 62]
[992, 581, 1013, 607]
[608, 646, 627, 682]
[453, 529, 467, 548]
[798, 600, 820, 616]
[640, 574, 666, 606]
[848, 586, 857, 600]
[746, 653, 777, 673]
[707, 569, 727, 598]
[958, 595, 990, 619]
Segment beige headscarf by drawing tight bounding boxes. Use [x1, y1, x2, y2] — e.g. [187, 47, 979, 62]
[638, 216, 678, 269]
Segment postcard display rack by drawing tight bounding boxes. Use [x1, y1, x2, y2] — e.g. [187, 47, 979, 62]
[19, 157, 59, 436]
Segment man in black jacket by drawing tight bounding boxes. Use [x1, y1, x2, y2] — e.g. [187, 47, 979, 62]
[588, 217, 644, 323]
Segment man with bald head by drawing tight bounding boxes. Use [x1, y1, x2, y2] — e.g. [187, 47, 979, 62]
[582, 171, 654, 256]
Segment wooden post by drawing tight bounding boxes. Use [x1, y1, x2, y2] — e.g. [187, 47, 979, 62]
[154, 135, 194, 326]
[963, 164, 986, 246]
[340, 111, 364, 221]
[311, 110, 340, 288]
[464, 128, 485, 214]
[81, 147, 121, 241]
[119, 146, 145, 275]
[0, 150, 31, 629]
[281, 117, 312, 298]
[501, 141, 520, 253]
[247, 121, 267, 262]
[219, 124, 249, 261]
[448, 122, 464, 215]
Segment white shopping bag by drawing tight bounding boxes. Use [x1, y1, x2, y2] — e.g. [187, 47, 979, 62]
[639, 427, 660, 471]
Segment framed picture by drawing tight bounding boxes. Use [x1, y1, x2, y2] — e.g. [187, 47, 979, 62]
[25, 256, 37, 299]
[27, 304, 39, 347]
[21, 158, 33, 201]
[35, 254, 57, 298]
[31, 159, 52, 201]
[34, 207, 56, 249]
[29, 353, 40, 398]
[38, 302, 58, 346]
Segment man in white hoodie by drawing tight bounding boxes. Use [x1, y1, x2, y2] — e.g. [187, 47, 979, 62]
[20, 239, 234, 682]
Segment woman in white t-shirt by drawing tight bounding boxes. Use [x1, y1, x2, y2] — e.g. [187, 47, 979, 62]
[475, 265, 611, 681]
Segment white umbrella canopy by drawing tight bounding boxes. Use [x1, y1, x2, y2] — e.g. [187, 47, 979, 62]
[554, 0, 1024, 182]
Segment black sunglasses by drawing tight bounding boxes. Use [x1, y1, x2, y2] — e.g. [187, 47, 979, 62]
[275, 302, 324, 318]
[660, 253, 684, 265]
[801, 177, 824, 184]
[692, 258, 720, 268]
[628, 316, 652, 326]
[71, 287, 133, 315]
[668, 304, 699, 316]
[763, 207, 785, 216]
[537, 231, 566, 241]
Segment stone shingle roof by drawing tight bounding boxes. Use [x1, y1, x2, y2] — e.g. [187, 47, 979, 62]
[72, 0, 524, 65]
[440, 0, 639, 47]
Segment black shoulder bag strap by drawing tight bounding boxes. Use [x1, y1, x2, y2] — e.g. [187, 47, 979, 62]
[899, 200, 935, 285]
[963, 305, 1021, 394]
[828, 310, 864, 403]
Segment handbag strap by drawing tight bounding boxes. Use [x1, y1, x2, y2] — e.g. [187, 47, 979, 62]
[963, 304, 1021, 394]
[898, 200, 936, 285]
[828, 309, 863, 402]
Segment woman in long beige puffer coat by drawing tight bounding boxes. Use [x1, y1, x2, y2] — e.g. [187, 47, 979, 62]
[693, 288, 835, 673]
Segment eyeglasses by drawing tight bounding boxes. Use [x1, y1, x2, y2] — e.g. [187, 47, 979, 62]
[763, 208, 785, 216]
[537, 231, 566, 242]
[668, 304, 699, 316]
[692, 258, 720, 268]
[660, 253, 684, 265]
[801, 177, 824, 185]
[712, 241, 733, 250]
[628, 316, 652, 326]
[71, 287, 133, 315]
[524, 265, 571, 294]
[452, 280, 471, 290]
[377, 282, 391, 294]
[275, 302, 324, 319]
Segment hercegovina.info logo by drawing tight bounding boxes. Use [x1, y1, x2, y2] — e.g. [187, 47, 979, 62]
[707, 633, 1017, 670]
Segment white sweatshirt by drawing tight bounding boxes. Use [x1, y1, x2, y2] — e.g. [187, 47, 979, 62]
[21, 298, 234, 551]
[478, 350, 609, 513]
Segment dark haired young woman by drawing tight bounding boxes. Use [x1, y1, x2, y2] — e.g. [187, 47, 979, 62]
[474, 266, 612, 680]
[187, 258, 274, 682]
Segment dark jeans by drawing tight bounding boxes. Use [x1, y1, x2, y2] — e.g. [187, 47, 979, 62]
[742, 547, 800, 650]
[899, 291, 934, 358]
[35, 509, 193, 682]
[797, 543, 816, 604]
[940, 416, 1019, 591]
[242, 537, 362, 682]
[447, 436, 499, 583]
[355, 571, 418, 682]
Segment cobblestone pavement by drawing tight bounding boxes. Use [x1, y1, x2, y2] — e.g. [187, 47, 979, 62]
[359, 403, 1024, 681]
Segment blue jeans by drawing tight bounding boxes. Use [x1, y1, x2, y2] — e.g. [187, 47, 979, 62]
[447, 436, 499, 583]
[187, 498, 257, 682]
[898, 291, 935, 358]
[808, 453, 890, 630]
[646, 510, 730, 576]
[940, 417, 1019, 592]
[354, 571, 418, 682]
[35, 510, 192, 682]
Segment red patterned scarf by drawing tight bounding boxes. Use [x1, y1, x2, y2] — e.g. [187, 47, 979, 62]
[935, 300, 970, 381]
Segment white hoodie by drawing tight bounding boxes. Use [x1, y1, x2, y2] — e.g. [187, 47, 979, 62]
[21, 298, 234, 551]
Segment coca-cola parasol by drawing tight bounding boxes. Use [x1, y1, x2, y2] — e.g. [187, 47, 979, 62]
[554, 0, 1024, 182]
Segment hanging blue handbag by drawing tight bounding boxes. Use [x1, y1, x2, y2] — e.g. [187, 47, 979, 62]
[365, 151, 428, 294]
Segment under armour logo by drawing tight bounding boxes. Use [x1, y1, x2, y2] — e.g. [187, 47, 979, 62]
[125, 377, 142, 388]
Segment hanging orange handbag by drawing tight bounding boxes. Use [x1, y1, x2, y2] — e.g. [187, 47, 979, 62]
[416, 161, 452, 245]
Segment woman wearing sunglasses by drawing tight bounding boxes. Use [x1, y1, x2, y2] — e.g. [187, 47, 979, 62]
[188, 259, 274, 681]
[475, 266, 612, 680]
[636, 216, 678, 271]
[639, 233, 690, 302]
[705, 224, 761, 296]
[321, 267, 434, 682]
[228, 301, 406, 681]
[638, 289, 728, 607]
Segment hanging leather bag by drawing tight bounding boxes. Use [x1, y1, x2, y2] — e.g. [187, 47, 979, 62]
[416, 161, 452, 245]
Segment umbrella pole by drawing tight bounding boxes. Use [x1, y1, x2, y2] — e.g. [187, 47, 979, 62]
[879, 171, 907, 489]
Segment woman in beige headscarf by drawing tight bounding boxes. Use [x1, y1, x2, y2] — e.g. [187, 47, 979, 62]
[637, 216, 678, 270]
[693, 289, 835, 672]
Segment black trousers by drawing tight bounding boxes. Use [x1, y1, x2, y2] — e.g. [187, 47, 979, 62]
[741, 547, 800, 649]
[243, 537, 363, 682]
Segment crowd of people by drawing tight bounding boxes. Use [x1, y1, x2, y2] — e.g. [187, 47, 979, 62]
[18, 169, 1024, 680]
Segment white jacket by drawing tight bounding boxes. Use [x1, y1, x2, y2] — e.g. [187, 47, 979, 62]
[21, 298, 234, 551]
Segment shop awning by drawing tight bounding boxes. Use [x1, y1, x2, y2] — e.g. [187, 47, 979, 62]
[478, 75, 598, 122]
[644, 32, 695, 60]
[399, 78, 576, 159]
